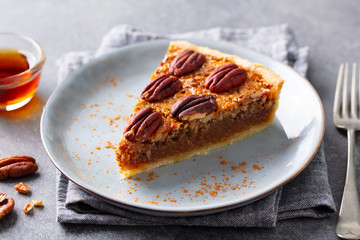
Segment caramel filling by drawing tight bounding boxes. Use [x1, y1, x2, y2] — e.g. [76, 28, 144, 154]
[117, 99, 275, 170]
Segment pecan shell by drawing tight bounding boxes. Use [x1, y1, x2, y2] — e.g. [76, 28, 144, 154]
[0, 155, 38, 181]
[141, 75, 181, 102]
[0, 195, 15, 219]
[169, 50, 205, 77]
[171, 94, 217, 121]
[205, 63, 247, 93]
[123, 107, 163, 142]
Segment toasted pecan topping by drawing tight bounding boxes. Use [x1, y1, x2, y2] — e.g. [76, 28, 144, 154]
[205, 63, 247, 93]
[141, 75, 181, 102]
[171, 94, 217, 121]
[169, 50, 205, 77]
[123, 107, 163, 142]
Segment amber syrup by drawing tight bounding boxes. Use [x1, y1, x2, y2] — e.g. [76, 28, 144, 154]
[0, 49, 41, 109]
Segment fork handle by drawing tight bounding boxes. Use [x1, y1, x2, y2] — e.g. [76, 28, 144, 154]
[336, 129, 360, 239]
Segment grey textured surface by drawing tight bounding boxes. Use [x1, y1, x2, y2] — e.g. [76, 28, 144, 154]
[0, 0, 359, 239]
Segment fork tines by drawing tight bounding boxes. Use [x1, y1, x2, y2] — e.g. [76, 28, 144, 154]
[333, 63, 360, 126]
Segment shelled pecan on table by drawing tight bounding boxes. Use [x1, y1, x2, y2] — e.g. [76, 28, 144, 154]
[0, 155, 38, 180]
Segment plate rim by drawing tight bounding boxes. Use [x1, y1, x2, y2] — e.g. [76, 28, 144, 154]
[40, 39, 325, 216]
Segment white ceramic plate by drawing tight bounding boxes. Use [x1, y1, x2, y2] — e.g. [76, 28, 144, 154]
[41, 39, 324, 216]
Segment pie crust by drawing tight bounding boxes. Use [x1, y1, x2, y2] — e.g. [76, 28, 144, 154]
[115, 41, 284, 178]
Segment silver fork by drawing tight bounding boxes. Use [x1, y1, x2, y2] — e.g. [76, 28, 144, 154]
[334, 63, 360, 239]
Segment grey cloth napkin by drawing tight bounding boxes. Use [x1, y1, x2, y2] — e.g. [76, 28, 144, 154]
[56, 24, 336, 227]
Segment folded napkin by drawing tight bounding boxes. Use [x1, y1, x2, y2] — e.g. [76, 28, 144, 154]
[56, 24, 336, 227]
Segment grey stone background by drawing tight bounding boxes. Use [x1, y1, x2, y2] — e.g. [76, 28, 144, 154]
[0, 0, 359, 239]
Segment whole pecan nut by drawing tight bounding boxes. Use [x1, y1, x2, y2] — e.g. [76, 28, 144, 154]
[0, 194, 15, 219]
[0, 155, 38, 181]
[123, 107, 163, 142]
[171, 94, 217, 121]
[141, 75, 181, 102]
[205, 63, 247, 93]
[169, 50, 205, 77]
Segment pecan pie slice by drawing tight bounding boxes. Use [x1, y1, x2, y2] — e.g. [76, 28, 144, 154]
[116, 41, 284, 178]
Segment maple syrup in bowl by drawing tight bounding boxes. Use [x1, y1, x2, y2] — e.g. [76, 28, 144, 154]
[0, 33, 45, 111]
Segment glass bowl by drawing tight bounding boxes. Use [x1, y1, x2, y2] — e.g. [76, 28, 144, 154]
[0, 33, 45, 111]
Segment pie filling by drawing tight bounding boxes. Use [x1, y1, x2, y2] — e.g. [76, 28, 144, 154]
[115, 41, 284, 178]
[116, 98, 276, 177]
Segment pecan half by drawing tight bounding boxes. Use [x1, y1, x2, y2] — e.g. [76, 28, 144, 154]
[169, 50, 205, 77]
[205, 63, 247, 93]
[0, 155, 38, 181]
[0, 195, 15, 219]
[171, 94, 217, 121]
[123, 107, 163, 142]
[141, 75, 181, 102]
